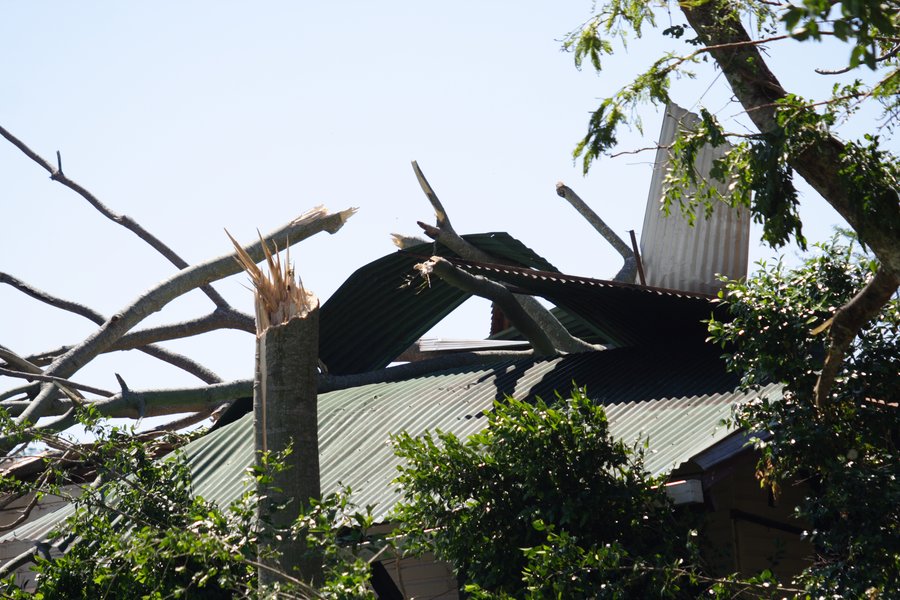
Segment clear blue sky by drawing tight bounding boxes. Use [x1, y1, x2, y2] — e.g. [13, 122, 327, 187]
[1, 3, 877, 406]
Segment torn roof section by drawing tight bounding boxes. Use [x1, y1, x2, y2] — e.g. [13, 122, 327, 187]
[449, 258, 725, 348]
[318, 232, 559, 375]
[639, 102, 751, 295]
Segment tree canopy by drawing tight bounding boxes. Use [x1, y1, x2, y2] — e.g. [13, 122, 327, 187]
[567, 0, 898, 412]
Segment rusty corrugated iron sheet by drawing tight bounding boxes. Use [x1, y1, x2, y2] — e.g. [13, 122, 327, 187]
[640, 102, 751, 295]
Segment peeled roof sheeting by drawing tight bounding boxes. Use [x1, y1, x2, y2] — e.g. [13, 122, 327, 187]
[450, 259, 724, 347]
[318, 232, 559, 374]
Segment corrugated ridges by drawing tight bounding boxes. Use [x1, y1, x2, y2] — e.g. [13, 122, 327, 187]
[174, 348, 766, 522]
[4, 348, 776, 542]
[450, 259, 723, 347]
[319, 232, 559, 375]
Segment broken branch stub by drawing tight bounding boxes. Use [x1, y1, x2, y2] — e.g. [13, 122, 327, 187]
[416, 257, 556, 356]
[555, 182, 636, 283]
[410, 162, 595, 354]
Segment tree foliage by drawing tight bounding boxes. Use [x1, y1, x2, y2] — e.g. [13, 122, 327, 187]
[709, 236, 900, 596]
[392, 390, 703, 598]
[567, 0, 899, 412]
[0, 410, 376, 599]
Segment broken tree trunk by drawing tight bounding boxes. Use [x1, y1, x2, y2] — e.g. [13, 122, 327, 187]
[229, 233, 323, 590]
[255, 305, 321, 588]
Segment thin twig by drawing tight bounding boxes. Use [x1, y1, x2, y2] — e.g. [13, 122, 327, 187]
[1, 271, 223, 383]
[0, 367, 113, 397]
[0, 124, 238, 313]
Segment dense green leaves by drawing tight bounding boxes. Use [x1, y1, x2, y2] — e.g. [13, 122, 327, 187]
[709, 237, 900, 596]
[0, 416, 377, 599]
[391, 390, 703, 598]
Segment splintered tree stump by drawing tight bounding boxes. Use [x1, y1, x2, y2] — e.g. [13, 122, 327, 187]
[255, 304, 321, 588]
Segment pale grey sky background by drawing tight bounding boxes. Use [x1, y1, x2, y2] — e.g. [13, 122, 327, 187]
[1, 2, 882, 411]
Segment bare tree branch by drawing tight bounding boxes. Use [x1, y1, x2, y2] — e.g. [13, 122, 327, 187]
[0, 124, 240, 313]
[416, 257, 556, 355]
[0, 346, 537, 429]
[0, 367, 113, 397]
[555, 182, 636, 283]
[1, 272, 225, 383]
[0, 346, 86, 408]
[0, 383, 37, 403]
[15, 207, 355, 425]
[411, 161, 595, 354]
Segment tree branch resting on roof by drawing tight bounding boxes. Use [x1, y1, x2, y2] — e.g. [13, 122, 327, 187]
[410, 161, 595, 354]
[415, 257, 556, 356]
[555, 182, 637, 284]
[8, 207, 356, 430]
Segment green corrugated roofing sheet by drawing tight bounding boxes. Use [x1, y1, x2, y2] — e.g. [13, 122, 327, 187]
[3, 348, 781, 543]
[186, 348, 782, 523]
[318, 232, 560, 375]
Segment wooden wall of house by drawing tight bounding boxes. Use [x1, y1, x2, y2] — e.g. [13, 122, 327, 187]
[376, 552, 459, 599]
[0, 486, 76, 589]
[700, 454, 814, 583]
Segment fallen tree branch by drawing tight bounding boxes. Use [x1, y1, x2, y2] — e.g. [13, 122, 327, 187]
[0, 124, 239, 313]
[15, 207, 355, 425]
[0, 367, 113, 398]
[416, 257, 556, 355]
[1, 272, 223, 383]
[1, 348, 537, 427]
[411, 161, 595, 353]
[555, 182, 637, 283]
[0, 346, 86, 409]
[813, 266, 900, 410]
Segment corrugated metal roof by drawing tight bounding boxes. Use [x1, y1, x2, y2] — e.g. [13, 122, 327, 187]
[319, 232, 559, 374]
[4, 348, 778, 546]
[640, 103, 751, 295]
[449, 259, 724, 347]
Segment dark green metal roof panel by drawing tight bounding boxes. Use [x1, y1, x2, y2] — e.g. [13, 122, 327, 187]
[319, 233, 559, 375]
[1, 349, 781, 541]
[182, 349, 773, 522]
[452, 260, 724, 347]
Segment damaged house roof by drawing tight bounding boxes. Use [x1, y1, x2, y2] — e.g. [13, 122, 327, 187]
[2, 241, 771, 548]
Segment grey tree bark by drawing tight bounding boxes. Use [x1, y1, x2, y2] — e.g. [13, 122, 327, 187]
[255, 303, 322, 589]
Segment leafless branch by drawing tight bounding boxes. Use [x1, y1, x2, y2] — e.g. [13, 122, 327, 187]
[411, 161, 595, 354]
[15, 207, 355, 425]
[555, 183, 636, 283]
[1, 272, 225, 383]
[0, 346, 538, 427]
[0, 124, 240, 313]
[816, 43, 900, 75]
[416, 257, 556, 355]
[0, 367, 113, 397]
